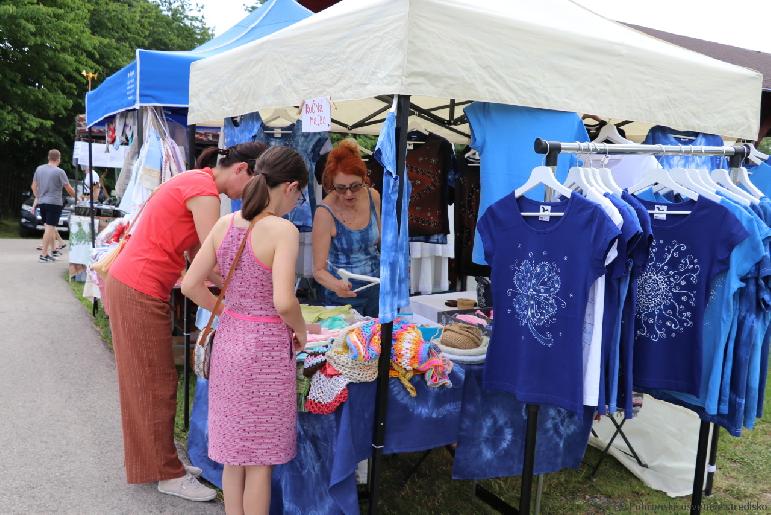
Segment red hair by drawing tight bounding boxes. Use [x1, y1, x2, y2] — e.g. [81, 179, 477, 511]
[322, 139, 368, 192]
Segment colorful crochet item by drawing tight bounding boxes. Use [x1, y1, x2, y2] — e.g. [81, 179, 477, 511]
[302, 352, 327, 378]
[329, 319, 452, 394]
[305, 362, 349, 415]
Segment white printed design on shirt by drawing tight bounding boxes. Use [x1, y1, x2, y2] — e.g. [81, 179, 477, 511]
[507, 253, 567, 347]
[636, 240, 700, 341]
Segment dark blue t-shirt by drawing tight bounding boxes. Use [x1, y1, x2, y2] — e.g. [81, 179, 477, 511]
[633, 196, 747, 395]
[599, 194, 642, 414]
[618, 191, 653, 415]
[479, 193, 620, 413]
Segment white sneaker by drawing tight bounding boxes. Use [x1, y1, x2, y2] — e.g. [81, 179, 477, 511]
[158, 473, 216, 502]
[185, 464, 203, 477]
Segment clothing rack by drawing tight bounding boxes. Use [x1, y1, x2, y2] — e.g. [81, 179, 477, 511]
[534, 138, 750, 515]
[533, 139, 749, 168]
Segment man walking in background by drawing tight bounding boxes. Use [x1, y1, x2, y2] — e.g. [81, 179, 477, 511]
[31, 149, 76, 262]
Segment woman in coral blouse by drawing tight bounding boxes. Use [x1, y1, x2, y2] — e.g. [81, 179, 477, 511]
[104, 142, 267, 502]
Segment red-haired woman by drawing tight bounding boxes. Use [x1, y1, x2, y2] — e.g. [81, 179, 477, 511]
[312, 139, 381, 317]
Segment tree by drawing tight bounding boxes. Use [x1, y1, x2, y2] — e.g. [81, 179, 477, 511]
[244, 1, 265, 13]
[0, 0, 212, 218]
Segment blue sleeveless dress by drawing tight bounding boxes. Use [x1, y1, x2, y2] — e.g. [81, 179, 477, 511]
[316, 189, 380, 317]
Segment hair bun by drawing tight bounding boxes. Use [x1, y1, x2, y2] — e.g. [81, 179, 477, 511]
[327, 138, 360, 166]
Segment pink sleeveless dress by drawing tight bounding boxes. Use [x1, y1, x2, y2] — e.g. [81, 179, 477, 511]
[207, 217, 296, 466]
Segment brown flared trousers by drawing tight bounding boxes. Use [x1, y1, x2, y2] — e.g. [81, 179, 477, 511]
[105, 274, 186, 484]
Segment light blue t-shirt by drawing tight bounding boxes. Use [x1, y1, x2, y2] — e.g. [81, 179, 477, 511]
[753, 198, 771, 419]
[747, 162, 771, 198]
[741, 202, 771, 428]
[663, 198, 765, 413]
[464, 103, 588, 265]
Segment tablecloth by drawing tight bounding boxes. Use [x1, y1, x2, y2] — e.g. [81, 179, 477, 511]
[189, 366, 593, 514]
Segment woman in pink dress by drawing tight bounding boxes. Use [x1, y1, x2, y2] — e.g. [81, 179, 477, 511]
[183, 146, 308, 514]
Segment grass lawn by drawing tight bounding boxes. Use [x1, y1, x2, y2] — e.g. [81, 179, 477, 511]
[0, 219, 21, 238]
[66, 275, 770, 514]
[67, 276, 112, 349]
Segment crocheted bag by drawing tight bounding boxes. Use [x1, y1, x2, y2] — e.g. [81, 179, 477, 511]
[440, 323, 483, 350]
[326, 321, 380, 383]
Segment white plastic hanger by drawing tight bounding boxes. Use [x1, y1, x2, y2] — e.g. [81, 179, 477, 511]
[592, 122, 631, 144]
[693, 167, 750, 206]
[733, 166, 764, 199]
[566, 143, 604, 196]
[595, 144, 623, 194]
[710, 147, 760, 205]
[630, 147, 698, 214]
[516, 143, 572, 208]
[712, 168, 758, 204]
[261, 108, 296, 137]
[745, 142, 770, 165]
[465, 148, 480, 161]
[674, 167, 721, 202]
[516, 166, 573, 202]
[666, 147, 752, 205]
[328, 261, 380, 293]
[582, 149, 611, 194]
[689, 147, 751, 206]
[565, 164, 600, 196]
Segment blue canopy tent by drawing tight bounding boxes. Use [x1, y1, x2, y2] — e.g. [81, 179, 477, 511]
[85, 0, 312, 127]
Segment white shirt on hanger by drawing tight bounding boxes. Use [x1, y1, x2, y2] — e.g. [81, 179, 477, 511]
[606, 154, 662, 189]
[582, 198, 622, 407]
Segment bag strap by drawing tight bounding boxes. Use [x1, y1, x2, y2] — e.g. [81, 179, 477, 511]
[121, 187, 159, 240]
[200, 215, 258, 339]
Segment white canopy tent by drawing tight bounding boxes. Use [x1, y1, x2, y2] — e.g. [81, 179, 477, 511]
[188, 0, 762, 140]
[187, 1, 764, 511]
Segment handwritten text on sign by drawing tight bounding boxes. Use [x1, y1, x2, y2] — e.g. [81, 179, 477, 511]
[301, 97, 331, 132]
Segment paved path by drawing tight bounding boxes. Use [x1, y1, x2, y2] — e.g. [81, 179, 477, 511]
[0, 239, 223, 514]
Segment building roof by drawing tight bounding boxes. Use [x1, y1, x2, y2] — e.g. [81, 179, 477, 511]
[297, 0, 338, 12]
[626, 24, 771, 91]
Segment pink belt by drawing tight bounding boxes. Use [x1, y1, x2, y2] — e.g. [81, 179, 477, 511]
[223, 309, 283, 323]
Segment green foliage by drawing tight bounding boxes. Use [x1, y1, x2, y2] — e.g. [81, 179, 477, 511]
[0, 0, 212, 218]
[244, 1, 266, 13]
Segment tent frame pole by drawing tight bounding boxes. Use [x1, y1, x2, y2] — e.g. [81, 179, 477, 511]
[367, 94, 411, 515]
[183, 124, 196, 431]
[691, 421, 711, 514]
[87, 128, 96, 248]
[87, 128, 100, 317]
[136, 107, 143, 152]
[704, 424, 719, 496]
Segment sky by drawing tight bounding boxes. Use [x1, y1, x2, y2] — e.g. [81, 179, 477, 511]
[199, 0, 771, 54]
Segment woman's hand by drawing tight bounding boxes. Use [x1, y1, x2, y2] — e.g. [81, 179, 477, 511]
[333, 279, 358, 298]
[293, 331, 307, 352]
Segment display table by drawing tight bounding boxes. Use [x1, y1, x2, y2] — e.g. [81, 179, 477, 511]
[188, 366, 593, 514]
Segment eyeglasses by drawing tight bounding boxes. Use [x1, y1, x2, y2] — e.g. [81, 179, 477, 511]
[333, 182, 365, 194]
[296, 190, 307, 207]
